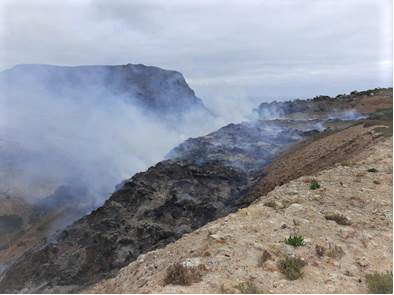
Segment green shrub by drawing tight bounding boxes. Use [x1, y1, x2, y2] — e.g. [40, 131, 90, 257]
[366, 271, 393, 294]
[278, 257, 306, 280]
[309, 179, 320, 190]
[235, 281, 263, 294]
[367, 168, 378, 173]
[285, 235, 305, 247]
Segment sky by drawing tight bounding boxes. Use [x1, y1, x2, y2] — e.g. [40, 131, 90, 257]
[0, 0, 392, 103]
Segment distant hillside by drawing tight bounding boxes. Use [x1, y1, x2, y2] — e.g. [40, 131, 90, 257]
[256, 88, 392, 120]
[0, 63, 207, 115]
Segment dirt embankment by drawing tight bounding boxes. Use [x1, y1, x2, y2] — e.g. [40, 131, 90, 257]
[87, 132, 392, 294]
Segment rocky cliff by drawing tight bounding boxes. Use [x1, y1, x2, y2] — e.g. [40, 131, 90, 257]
[0, 63, 206, 115]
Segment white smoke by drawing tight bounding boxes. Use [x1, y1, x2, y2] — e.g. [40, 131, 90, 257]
[0, 68, 248, 210]
[327, 109, 367, 121]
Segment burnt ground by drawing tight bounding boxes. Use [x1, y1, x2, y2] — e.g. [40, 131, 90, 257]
[0, 122, 317, 293]
[0, 88, 391, 293]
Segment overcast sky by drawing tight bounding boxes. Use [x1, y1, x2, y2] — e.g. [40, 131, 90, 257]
[0, 0, 392, 102]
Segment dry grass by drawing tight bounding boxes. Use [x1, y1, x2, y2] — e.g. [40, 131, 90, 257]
[278, 257, 306, 280]
[326, 244, 345, 259]
[164, 262, 206, 286]
[315, 244, 326, 257]
[324, 213, 351, 225]
[234, 281, 263, 294]
[366, 271, 393, 294]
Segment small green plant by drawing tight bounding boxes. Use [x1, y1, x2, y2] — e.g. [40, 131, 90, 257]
[164, 262, 206, 286]
[309, 179, 320, 190]
[235, 281, 263, 294]
[324, 213, 351, 225]
[278, 256, 306, 280]
[285, 235, 305, 247]
[366, 271, 393, 294]
[367, 168, 378, 173]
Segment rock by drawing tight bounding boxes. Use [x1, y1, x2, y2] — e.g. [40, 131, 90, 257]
[356, 257, 369, 268]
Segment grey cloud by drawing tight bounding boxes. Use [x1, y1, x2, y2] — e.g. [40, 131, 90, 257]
[0, 0, 392, 102]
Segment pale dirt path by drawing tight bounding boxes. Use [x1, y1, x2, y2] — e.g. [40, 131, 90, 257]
[86, 137, 392, 294]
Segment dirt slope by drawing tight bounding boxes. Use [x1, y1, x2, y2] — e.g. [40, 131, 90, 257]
[87, 135, 392, 294]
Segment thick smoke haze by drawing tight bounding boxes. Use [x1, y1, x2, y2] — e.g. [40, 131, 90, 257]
[0, 67, 233, 208]
[0, 0, 391, 221]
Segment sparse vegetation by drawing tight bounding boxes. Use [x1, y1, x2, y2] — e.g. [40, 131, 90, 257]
[235, 281, 263, 294]
[366, 271, 393, 294]
[367, 168, 378, 173]
[326, 243, 345, 259]
[164, 262, 206, 286]
[324, 213, 351, 225]
[284, 235, 305, 247]
[373, 180, 381, 185]
[309, 179, 320, 190]
[367, 108, 393, 121]
[278, 256, 306, 280]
